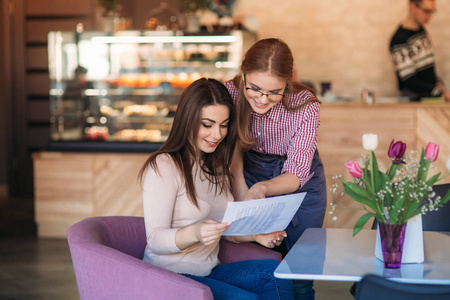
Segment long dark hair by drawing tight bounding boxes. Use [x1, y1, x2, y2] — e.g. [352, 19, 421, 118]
[138, 78, 237, 208]
[231, 38, 319, 151]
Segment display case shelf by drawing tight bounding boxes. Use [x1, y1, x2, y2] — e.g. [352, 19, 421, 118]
[47, 30, 256, 149]
[82, 88, 170, 96]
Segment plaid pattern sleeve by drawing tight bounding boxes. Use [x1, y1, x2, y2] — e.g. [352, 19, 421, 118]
[281, 93, 320, 187]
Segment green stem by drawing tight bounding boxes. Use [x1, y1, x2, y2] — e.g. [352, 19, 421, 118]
[370, 151, 380, 215]
[386, 164, 392, 178]
[370, 151, 375, 195]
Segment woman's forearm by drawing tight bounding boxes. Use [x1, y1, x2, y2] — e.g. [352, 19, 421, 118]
[176, 220, 231, 250]
[175, 223, 200, 251]
[246, 172, 300, 200]
[224, 231, 286, 248]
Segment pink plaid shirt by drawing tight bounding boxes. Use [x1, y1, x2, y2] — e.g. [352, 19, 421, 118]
[225, 81, 320, 188]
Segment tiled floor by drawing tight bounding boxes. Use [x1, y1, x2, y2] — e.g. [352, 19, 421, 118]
[0, 237, 79, 300]
[0, 197, 78, 299]
[0, 197, 354, 300]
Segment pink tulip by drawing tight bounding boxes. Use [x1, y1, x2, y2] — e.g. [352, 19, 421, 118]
[345, 161, 363, 178]
[425, 142, 439, 162]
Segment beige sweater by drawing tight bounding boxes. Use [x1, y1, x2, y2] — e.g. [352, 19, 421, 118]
[142, 154, 232, 276]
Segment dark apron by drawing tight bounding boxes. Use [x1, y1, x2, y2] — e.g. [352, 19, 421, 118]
[243, 149, 327, 254]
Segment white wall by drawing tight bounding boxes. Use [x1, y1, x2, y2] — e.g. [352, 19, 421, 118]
[233, 0, 450, 99]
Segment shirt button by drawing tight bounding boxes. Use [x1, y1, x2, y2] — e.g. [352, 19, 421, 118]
[258, 132, 261, 136]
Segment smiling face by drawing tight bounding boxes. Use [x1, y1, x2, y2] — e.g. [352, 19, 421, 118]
[243, 72, 287, 115]
[196, 104, 230, 154]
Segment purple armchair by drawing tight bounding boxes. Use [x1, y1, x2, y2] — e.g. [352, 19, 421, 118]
[67, 216, 282, 300]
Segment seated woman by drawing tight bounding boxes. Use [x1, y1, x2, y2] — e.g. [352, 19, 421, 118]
[139, 78, 294, 300]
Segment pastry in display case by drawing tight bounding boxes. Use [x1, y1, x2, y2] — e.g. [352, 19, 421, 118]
[47, 30, 256, 151]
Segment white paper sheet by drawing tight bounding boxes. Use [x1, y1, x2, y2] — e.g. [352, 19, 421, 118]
[221, 193, 306, 236]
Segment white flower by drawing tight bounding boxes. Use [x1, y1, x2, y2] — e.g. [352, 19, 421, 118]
[446, 157, 450, 171]
[362, 133, 378, 151]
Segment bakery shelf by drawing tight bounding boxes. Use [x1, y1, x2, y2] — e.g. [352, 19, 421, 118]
[47, 30, 256, 151]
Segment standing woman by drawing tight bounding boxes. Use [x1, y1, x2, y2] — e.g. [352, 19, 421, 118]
[139, 78, 294, 300]
[225, 39, 327, 299]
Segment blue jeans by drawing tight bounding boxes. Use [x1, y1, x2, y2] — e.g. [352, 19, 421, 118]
[183, 259, 294, 300]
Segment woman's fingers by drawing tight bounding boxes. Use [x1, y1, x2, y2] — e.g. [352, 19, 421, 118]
[197, 220, 231, 245]
[264, 230, 287, 247]
[202, 233, 224, 245]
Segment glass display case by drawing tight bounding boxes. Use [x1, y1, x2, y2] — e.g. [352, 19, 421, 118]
[47, 30, 256, 152]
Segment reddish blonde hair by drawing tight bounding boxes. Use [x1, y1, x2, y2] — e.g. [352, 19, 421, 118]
[231, 38, 319, 151]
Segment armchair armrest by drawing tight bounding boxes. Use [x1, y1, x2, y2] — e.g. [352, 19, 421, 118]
[69, 241, 214, 300]
[218, 240, 282, 264]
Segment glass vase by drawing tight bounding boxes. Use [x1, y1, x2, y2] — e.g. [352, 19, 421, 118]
[378, 222, 407, 269]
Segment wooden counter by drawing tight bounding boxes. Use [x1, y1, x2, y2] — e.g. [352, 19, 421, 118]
[33, 152, 148, 237]
[33, 102, 450, 237]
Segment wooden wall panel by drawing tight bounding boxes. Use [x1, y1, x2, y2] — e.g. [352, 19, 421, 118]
[318, 104, 416, 205]
[26, 19, 94, 43]
[27, 47, 48, 69]
[27, 73, 49, 95]
[28, 127, 50, 148]
[28, 100, 50, 122]
[8, 0, 97, 199]
[416, 107, 450, 185]
[0, 0, 13, 193]
[25, 0, 94, 16]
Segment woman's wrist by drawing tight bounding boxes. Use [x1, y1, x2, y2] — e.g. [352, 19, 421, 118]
[175, 224, 199, 250]
[252, 182, 268, 194]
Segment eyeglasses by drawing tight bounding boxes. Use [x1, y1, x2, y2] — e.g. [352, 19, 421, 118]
[243, 74, 287, 102]
[415, 3, 436, 14]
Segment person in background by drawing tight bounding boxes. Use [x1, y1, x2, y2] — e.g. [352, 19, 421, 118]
[389, 0, 450, 102]
[139, 78, 294, 300]
[225, 38, 327, 300]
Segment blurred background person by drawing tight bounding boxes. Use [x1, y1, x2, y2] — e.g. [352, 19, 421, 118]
[389, 0, 450, 102]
